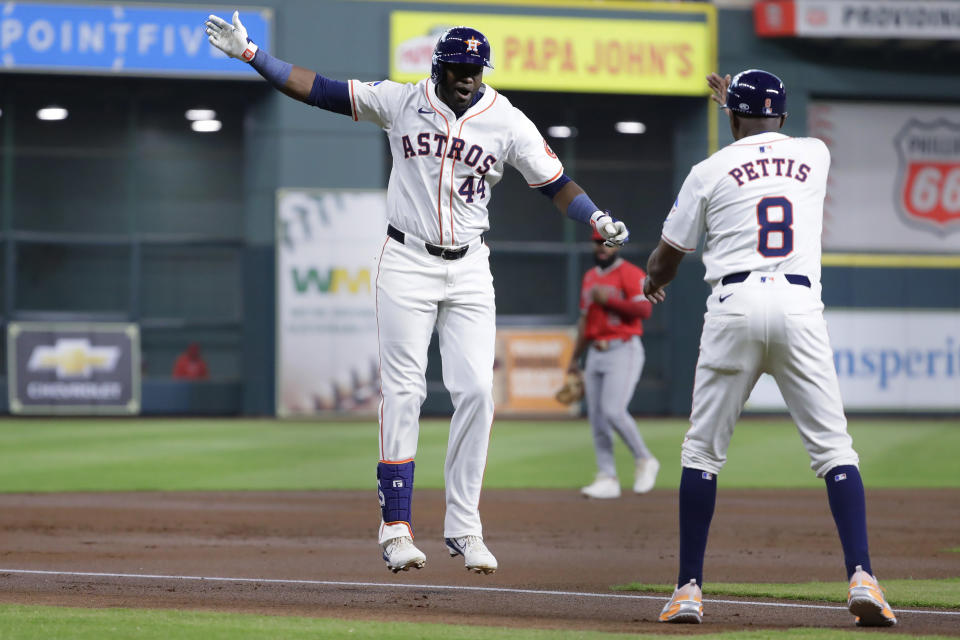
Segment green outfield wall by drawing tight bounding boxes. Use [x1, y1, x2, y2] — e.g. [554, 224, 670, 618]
[0, 2, 956, 416]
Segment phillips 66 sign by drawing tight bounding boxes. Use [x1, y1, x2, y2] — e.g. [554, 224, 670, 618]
[895, 119, 960, 234]
[808, 101, 960, 251]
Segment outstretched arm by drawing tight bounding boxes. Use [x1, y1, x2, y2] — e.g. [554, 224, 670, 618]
[537, 177, 629, 247]
[206, 12, 350, 115]
[643, 240, 686, 304]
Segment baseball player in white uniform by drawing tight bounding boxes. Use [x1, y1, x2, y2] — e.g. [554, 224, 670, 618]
[643, 70, 896, 626]
[206, 14, 629, 574]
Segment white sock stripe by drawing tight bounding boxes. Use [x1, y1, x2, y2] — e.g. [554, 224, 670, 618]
[0, 568, 958, 617]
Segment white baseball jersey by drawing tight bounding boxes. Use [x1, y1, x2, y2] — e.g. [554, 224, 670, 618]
[354, 77, 563, 546]
[663, 131, 858, 480]
[662, 132, 830, 292]
[349, 78, 564, 246]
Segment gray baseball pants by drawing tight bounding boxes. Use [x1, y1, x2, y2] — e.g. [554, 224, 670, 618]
[583, 335, 652, 477]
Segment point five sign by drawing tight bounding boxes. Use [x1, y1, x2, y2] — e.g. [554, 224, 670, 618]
[0, 2, 271, 78]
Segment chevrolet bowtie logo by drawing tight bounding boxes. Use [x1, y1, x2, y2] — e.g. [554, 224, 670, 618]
[27, 339, 120, 378]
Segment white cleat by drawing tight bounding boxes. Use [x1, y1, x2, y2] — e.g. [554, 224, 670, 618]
[381, 536, 426, 573]
[633, 457, 660, 494]
[848, 565, 897, 627]
[581, 473, 621, 499]
[445, 535, 498, 574]
[659, 579, 703, 624]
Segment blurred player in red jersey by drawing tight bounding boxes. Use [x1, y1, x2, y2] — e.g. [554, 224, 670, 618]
[566, 230, 659, 499]
[172, 343, 209, 381]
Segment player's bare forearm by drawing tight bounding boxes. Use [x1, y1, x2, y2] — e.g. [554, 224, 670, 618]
[278, 65, 317, 103]
[644, 240, 685, 303]
[552, 180, 586, 215]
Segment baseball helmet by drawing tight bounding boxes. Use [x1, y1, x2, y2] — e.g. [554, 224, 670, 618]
[430, 26, 494, 84]
[725, 69, 787, 118]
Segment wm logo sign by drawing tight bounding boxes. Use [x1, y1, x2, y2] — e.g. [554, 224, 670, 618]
[291, 267, 371, 294]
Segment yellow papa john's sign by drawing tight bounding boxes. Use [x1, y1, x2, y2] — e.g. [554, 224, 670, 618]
[390, 10, 714, 96]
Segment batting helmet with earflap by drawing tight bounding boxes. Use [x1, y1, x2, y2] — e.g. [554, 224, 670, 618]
[430, 27, 494, 84]
[725, 69, 787, 118]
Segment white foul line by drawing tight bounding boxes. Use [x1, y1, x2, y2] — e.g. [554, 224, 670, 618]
[1, 568, 958, 618]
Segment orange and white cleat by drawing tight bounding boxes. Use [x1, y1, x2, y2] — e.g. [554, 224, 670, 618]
[659, 578, 703, 623]
[848, 565, 897, 627]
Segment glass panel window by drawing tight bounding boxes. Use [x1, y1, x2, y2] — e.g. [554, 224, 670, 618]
[11, 78, 130, 233]
[16, 242, 130, 313]
[133, 80, 249, 237]
[140, 245, 242, 321]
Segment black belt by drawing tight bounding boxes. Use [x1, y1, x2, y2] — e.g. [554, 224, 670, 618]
[721, 271, 811, 288]
[387, 224, 480, 261]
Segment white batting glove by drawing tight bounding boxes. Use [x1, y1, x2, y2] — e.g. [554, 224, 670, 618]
[206, 11, 258, 61]
[590, 211, 629, 247]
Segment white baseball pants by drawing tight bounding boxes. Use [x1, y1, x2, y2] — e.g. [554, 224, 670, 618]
[682, 272, 859, 478]
[375, 233, 495, 544]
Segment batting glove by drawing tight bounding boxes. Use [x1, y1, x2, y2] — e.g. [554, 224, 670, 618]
[590, 211, 629, 247]
[206, 11, 258, 61]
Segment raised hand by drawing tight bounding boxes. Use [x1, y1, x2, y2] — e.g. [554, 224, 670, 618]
[206, 11, 255, 61]
[707, 73, 731, 110]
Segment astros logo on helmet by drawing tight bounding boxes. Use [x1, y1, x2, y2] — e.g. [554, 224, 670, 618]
[430, 26, 494, 84]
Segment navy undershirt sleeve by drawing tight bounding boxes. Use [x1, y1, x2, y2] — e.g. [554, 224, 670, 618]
[536, 173, 571, 199]
[307, 73, 352, 116]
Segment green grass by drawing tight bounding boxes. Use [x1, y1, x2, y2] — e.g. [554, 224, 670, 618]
[0, 418, 957, 638]
[0, 418, 958, 492]
[615, 578, 960, 609]
[0, 604, 948, 640]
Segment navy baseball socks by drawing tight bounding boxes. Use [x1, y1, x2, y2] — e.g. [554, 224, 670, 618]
[660, 467, 715, 624]
[377, 461, 425, 572]
[824, 465, 871, 579]
[676, 466, 717, 589]
[825, 465, 897, 626]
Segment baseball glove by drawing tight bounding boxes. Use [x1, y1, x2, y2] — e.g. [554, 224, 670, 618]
[555, 370, 584, 405]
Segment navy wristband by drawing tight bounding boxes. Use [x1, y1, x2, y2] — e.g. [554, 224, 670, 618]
[566, 192, 600, 225]
[250, 48, 293, 89]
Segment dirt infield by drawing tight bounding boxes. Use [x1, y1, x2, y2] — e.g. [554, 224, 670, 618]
[1, 488, 958, 635]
